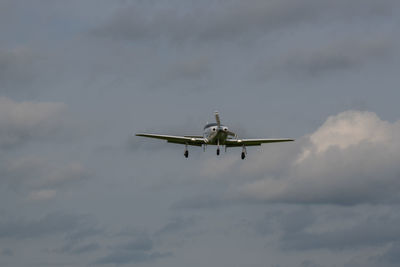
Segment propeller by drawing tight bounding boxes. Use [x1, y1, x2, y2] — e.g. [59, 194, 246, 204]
[215, 111, 221, 127]
[215, 111, 236, 137]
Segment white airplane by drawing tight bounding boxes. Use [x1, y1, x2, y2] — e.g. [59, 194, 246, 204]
[136, 111, 294, 159]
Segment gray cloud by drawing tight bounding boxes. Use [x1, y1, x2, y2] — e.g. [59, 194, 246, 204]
[160, 56, 211, 84]
[244, 204, 400, 262]
[94, 250, 172, 265]
[116, 235, 153, 251]
[1, 248, 13, 256]
[155, 216, 197, 236]
[171, 194, 224, 210]
[0, 212, 91, 239]
[281, 211, 400, 251]
[0, 97, 67, 148]
[258, 34, 395, 78]
[69, 242, 100, 255]
[374, 242, 400, 264]
[300, 260, 325, 267]
[253, 208, 315, 237]
[1, 156, 90, 200]
[94, 233, 172, 265]
[56, 242, 101, 255]
[0, 47, 37, 92]
[92, 0, 398, 43]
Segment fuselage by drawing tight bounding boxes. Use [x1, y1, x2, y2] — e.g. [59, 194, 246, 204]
[203, 123, 230, 145]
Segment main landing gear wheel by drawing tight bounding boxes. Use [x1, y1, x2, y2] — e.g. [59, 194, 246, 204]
[241, 145, 246, 160]
[184, 144, 189, 158]
[216, 148, 220, 156]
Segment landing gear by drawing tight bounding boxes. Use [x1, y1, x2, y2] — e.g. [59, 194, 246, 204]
[216, 148, 220, 155]
[241, 145, 247, 160]
[184, 144, 189, 158]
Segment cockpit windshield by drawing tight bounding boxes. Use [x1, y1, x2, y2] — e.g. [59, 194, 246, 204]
[203, 123, 218, 130]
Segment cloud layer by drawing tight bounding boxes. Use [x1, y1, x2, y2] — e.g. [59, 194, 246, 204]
[0, 97, 66, 148]
[238, 111, 400, 205]
[0, 1, 399, 266]
[93, 0, 398, 43]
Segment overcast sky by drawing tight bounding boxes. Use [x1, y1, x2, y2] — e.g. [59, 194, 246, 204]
[1, 0, 400, 266]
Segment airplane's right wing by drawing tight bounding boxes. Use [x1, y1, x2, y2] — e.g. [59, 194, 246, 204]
[225, 138, 294, 147]
[136, 133, 206, 146]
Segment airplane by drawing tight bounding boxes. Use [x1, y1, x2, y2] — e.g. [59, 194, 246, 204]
[136, 111, 294, 159]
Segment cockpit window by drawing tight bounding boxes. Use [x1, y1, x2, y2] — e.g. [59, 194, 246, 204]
[203, 123, 218, 130]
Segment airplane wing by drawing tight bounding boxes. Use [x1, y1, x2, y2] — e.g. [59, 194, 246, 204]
[225, 138, 294, 147]
[136, 133, 206, 146]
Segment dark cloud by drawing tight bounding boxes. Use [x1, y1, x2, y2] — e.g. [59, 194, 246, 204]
[300, 260, 325, 267]
[155, 216, 197, 236]
[253, 208, 315, 236]
[94, 250, 172, 265]
[70, 242, 100, 255]
[92, 0, 398, 42]
[0, 212, 91, 239]
[258, 34, 395, 77]
[278, 208, 400, 251]
[171, 194, 225, 210]
[94, 234, 172, 265]
[56, 242, 101, 255]
[374, 242, 400, 264]
[116, 235, 153, 251]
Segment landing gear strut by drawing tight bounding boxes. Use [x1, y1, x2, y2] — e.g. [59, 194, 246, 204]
[241, 145, 247, 160]
[184, 144, 189, 158]
[216, 139, 220, 156]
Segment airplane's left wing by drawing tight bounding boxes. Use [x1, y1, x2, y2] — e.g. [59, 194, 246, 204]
[136, 133, 205, 146]
[225, 138, 294, 147]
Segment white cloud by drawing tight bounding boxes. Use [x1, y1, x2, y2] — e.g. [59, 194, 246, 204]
[237, 111, 400, 205]
[297, 111, 394, 162]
